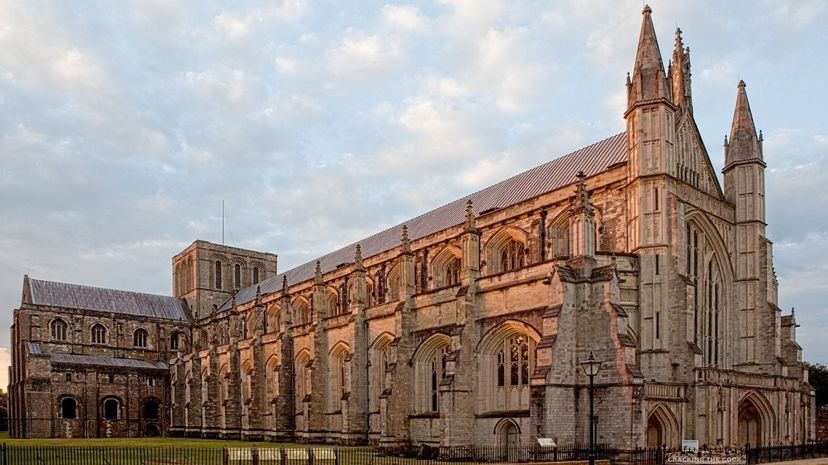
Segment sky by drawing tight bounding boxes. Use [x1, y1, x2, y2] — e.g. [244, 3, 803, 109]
[1, 0, 827, 388]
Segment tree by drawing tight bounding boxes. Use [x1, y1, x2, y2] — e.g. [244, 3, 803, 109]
[805, 362, 828, 409]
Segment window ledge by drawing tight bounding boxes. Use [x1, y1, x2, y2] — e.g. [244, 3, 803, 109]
[409, 412, 440, 419]
[476, 409, 530, 418]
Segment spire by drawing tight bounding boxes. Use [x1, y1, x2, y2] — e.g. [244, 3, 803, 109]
[255, 285, 261, 305]
[670, 26, 692, 113]
[725, 80, 763, 168]
[314, 260, 323, 285]
[281, 275, 289, 295]
[401, 225, 411, 254]
[627, 5, 671, 111]
[354, 244, 365, 271]
[464, 199, 477, 232]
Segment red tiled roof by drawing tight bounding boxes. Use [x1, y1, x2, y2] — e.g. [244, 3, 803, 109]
[224, 132, 628, 310]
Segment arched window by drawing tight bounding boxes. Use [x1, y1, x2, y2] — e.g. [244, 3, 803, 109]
[487, 229, 527, 274]
[548, 215, 570, 259]
[103, 398, 120, 420]
[293, 298, 310, 326]
[234, 263, 242, 289]
[60, 397, 78, 419]
[478, 323, 537, 413]
[214, 260, 222, 289]
[499, 240, 525, 272]
[266, 303, 280, 333]
[266, 356, 280, 399]
[170, 332, 180, 350]
[143, 399, 159, 420]
[241, 361, 253, 406]
[91, 324, 107, 345]
[431, 247, 462, 288]
[133, 328, 148, 348]
[51, 319, 68, 341]
[369, 335, 393, 413]
[219, 365, 229, 428]
[294, 351, 311, 415]
[253, 266, 260, 284]
[328, 344, 349, 413]
[325, 289, 339, 316]
[687, 220, 727, 366]
[386, 263, 402, 302]
[414, 334, 451, 413]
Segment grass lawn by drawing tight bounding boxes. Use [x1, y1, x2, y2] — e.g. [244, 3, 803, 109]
[0, 431, 300, 448]
[0, 432, 386, 464]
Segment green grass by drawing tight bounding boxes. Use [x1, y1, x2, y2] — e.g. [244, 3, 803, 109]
[0, 432, 298, 448]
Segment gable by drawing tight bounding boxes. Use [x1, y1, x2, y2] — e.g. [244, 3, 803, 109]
[674, 112, 724, 199]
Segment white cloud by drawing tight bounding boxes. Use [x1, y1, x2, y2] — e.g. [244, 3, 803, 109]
[326, 31, 402, 77]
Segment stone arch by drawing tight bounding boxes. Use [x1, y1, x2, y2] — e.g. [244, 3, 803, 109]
[50, 317, 68, 341]
[686, 211, 734, 367]
[265, 354, 280, 399]
[477, 320, 540, 413]
[266, 302, 281, 333]
[369, 332, 394, 412]
[685, 211, 735, 281]
[90, 322, 109, 345]
[365, 275, 375, 307]
[386, 262, 402, 302]
[646, 402, 680, 448]
[494, 417, 522, 458]
[328, 342, 350, 412]
[546, 208, 571, 259]
[323, 286, 340, 316]
[484, 226, 529, 274]
[413, 333, 452, 414]
[142, 397, 161, 421]
[101, 395, 122, 421]
[210, 254, 228, 290]
[738, 390, 774, 447]
[241, 359, 253, 406]
[430, 245, 462, 288]
[292, 296, 311, 325]
[294, 349, 312, 415]
[58, 395, 80, 420]
[218, 363, 230, 428]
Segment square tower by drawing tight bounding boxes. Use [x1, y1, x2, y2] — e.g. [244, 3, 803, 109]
[172, 240, 277, 319]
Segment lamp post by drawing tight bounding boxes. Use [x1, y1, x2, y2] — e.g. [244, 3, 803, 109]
[580, 351, 603, 465]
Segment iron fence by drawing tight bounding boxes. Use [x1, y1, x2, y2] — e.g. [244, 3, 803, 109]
[0, 443, 825, 465]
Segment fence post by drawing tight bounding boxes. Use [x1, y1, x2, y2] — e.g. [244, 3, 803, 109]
[251, 444, 259, 465]
[222, 446, 229, 465]
[2, 442, 6, 465]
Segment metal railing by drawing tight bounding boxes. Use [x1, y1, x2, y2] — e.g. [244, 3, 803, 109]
[0, 443, 825, 465]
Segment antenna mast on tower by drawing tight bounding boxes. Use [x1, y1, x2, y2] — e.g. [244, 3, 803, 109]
[222, 200, 225, 245]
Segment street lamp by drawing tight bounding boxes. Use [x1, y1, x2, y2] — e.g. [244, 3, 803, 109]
[580, 351, 603, 465]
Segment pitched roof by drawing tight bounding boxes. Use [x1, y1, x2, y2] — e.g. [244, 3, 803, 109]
[48, 352, 169, 371]
[27, 277, 191, 322]
[223, 132, 628, 311]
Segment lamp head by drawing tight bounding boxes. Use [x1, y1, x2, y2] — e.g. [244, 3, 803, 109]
[580, 351, 603, 377]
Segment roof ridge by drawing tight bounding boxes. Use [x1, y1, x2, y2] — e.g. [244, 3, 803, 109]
[29, 277, 177, 300]
[219, 131, 628, 311]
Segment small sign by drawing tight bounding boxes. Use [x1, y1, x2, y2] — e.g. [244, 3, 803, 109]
[537, 438, 557, 448]
[682, 440, 699, 452]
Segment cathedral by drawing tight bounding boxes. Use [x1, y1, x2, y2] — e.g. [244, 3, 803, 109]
[9, 6, 814, 449]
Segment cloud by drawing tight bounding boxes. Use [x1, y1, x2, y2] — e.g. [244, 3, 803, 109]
[0, 348, 8, 391]
[0, 0, 826, 368]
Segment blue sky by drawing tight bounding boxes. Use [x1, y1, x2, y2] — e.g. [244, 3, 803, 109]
[1, 0, 827, 387]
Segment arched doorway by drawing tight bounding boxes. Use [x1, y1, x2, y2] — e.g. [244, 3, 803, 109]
[738, 400, 762, 447]
[495, 419, 521, 461]
[646, 415, 663, 449]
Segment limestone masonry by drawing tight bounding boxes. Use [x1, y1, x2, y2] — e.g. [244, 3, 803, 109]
[9, 6, 814, 448]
